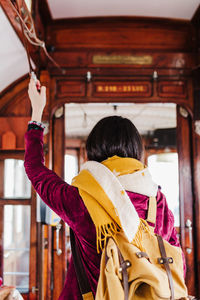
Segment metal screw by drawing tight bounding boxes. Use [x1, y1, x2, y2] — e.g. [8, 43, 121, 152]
[32, 286, 39, 294]
[186, 248, 192, 254]
[57, 249, 62, 256]
[86, 71, 92, 82]
[179, 107, 189, 118]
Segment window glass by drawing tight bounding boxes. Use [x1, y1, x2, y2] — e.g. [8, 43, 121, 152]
[64, 155, 78, 184]
[3, 205, 30, 293]
[148, 153, 179, 226]
[4, 159, 31, 199]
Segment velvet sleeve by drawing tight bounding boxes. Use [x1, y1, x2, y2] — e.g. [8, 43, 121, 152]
[155, 188, 186, 277]
[24, 129, 87, 232]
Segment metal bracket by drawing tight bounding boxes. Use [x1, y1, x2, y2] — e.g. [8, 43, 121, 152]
[31, 286, 39, 294]
[56, 223, 62, 256]
[152, 70, 158, 80]
[86, 71, 92, 82]
[195, 120, 200, 136]
[185, 219, 192, 254]
[179, 107, 189, 118]
[54, 106, 64, 118]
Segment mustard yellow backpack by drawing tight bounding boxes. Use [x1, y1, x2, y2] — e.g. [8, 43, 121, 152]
[71, 197, 189, 300]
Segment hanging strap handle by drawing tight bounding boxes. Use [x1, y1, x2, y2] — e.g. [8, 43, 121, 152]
[15, 0, 34, 74]
[70, 228, 94, 300]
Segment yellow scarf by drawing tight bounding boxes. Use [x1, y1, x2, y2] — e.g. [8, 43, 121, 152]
[72, 156, 145, 252]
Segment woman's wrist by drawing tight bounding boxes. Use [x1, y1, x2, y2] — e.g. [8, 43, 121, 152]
[31, 109, 43, 123]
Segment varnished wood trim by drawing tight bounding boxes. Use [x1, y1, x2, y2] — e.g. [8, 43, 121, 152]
[52, 109, 66, 299]
[0, 199, 31, 205]
[29, 188, 38, 299]
[177, 105, 195, 295]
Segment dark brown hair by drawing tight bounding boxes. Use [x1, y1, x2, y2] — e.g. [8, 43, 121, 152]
[86, 116, 143, 162]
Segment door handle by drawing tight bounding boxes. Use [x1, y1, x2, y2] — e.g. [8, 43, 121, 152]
[56, 223, 62, 256]
[185, 219, 192, 254]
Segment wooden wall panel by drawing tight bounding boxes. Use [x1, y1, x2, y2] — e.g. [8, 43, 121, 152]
[50, 77, 193, 114]
[56, 80, 86, 98]
[0, 76, 31, 117]
[51, 51, 195, 70]
[158, 81, 187, 98]
[0, 117, 30, 149]
[47, 18, 194, 51]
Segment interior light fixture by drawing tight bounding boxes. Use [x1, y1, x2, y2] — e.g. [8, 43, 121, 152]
[82, 112, 88, 128]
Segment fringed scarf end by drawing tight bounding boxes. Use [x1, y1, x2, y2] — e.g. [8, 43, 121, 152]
[132, 218, 151, 253]
[96, 222, 121, 253]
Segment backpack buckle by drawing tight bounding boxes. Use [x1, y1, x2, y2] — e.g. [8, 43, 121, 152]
[119, 260, 131, 273]
[158, 257, 173, 264]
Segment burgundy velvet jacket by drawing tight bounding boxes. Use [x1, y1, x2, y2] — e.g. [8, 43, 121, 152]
[24, 129, 185, 300]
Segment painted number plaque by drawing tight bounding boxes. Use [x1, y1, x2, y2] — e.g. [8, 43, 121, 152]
[94, 82, 152, 97]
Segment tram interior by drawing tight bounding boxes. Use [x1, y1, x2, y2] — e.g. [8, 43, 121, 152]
[0, 0, 200, 299]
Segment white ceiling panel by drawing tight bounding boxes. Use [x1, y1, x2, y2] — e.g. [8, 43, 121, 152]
[65, 103, 176, 138]
[47, 0, 199, 20]
[0, 7, 29, 93]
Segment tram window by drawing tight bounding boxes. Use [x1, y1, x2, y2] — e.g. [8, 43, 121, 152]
[64, 154, 78, 184]
[147, 153, 179, 226]
[4, 159, 31, 199]
[3, 205, 30, 293]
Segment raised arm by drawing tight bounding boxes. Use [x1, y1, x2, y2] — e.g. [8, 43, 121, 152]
[24, 78, 81, 228]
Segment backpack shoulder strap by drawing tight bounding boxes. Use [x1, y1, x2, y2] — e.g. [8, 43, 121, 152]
[146, 196, 157, 226]
[70, 228, 94, 300]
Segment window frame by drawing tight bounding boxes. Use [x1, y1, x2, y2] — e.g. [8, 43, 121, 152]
[0, 152, 37, 298]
